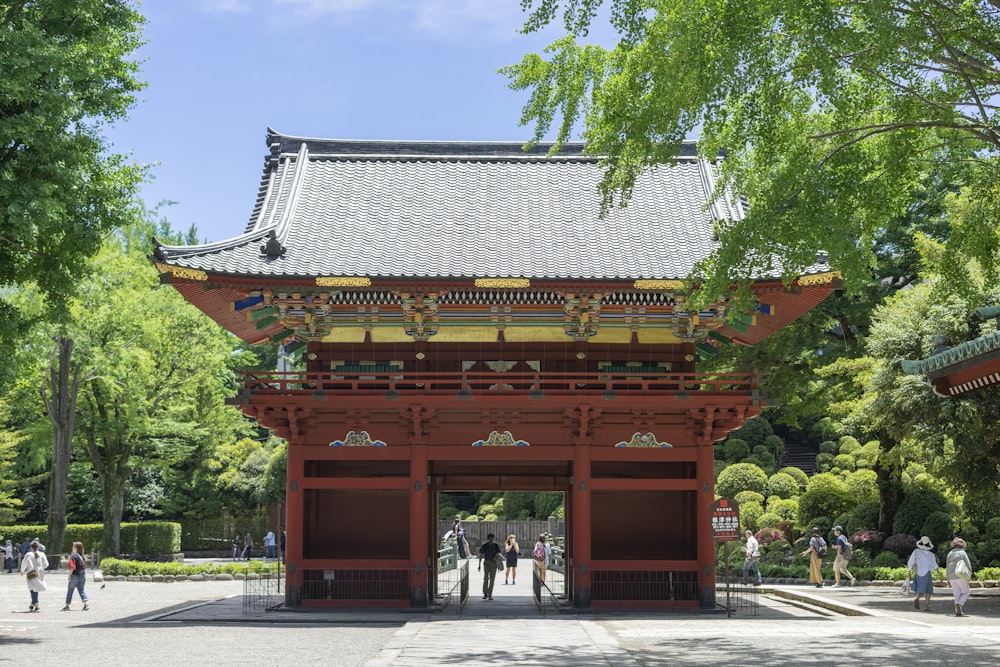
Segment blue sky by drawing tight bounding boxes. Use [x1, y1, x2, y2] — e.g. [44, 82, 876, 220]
[109, 0, 603, 243]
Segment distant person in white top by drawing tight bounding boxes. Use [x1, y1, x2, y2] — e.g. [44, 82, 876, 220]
[264, 531, 276, 559]
[533, 534, 552, 583]
[742, 529, 761, 585]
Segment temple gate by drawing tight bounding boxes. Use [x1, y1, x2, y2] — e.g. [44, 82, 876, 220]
[152, 130, 837, 608]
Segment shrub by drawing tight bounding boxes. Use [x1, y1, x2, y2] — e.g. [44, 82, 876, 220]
[806, 472, 846, 494]
[844, 470, 879, 504]
[921, 511, 954, 548]
[740, 501, 764, 533]
[892, 488, 950, 536]
[838, 436, 861, 455]
[766, 472, 799, 500]
[723, 438, 751, 462]
[819, 440, 838, 454]
[986, 517, 1000, 540]
[777, 466, 808, 489]
[884, 533, 917, 556]
[751, 446, 775, 469]
[764, 435, 785, 461]
[716, 462, 768, 498]
[849, 502, 881, 532]
[977, 566, 1000, 580]
[815, 452, 834, 472]
[755, 527, 785, 546]
[769, 498, 799, 522]
[734, 491, 765, 508]
[757, 512, 782, 529]
[874, 551, 902, 567]
[851, 529, 884, 550]
[798, 489, 857, 529]
[965, 491, 1000, 532]
[832, 454, 856, 472]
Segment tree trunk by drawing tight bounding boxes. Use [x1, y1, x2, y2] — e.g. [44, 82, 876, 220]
[875, 455, 903, 537]
[41, 336, 83, 559]
[101, 471, 127, 557]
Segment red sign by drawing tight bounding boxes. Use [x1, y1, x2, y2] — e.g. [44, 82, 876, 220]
[710, 498, 741, 541]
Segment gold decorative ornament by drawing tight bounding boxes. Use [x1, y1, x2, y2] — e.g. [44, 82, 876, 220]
[307, 353, 317, 360]
[416, 352, 426, 360]
[576, 352, 586, 360]
[614, 432, 673, 448]
[316, 276, 372, 287]
[472, 431, 530, 447]
[634, 279, 684, 290]
[797, 271, 842, 286]
[474, 278, 531, 289]
[154, 263, 208, 281]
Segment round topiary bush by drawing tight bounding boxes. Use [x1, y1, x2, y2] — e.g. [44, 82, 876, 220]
[986, 517, 1000, 540]
[884, 533, 917, 556]
[832, 454, 856, 472]
[777, 466, 808, 489]
[766, 472, 799, 500]
[798, 488, 857, 529]
[806, 472, 847, 494]
[716, 462, 768, 498]
[768, 498, 799, 522]
[815, 452, 834, 472]
[757, 512, 782, 529]
[723, 438, 751, 462]
[849, 501, 880, 532]
[892, 488, 950, 536]
[740, 501, 764, 533]
[844, 470, 879, 503]
[921, 511, 955, 548]
[819, 440, 839, 454]
[838, 436, 861, 455]
[735, 490, 766, 506]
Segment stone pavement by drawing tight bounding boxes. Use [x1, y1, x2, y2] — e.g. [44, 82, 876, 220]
[2, 562, 999, 666]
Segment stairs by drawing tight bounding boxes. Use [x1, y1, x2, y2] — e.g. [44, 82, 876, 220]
[781, 442, 818, 475]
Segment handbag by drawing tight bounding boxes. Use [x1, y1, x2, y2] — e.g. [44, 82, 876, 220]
[495, 553, 505, 571]
[26, 569, 38, 581]
[899, 577, 910, 594]
[955, 558, 972, 580]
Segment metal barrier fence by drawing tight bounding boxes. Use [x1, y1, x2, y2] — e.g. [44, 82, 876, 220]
[296, 568, 410, 603]
[243, 568, 283, 613]
[590, 569, 700, 602]
[436, 555, 469, 613]
[715, 579, 760, 616]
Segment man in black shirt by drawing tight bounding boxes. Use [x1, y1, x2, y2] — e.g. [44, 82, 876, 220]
[477, 533, 502, 600]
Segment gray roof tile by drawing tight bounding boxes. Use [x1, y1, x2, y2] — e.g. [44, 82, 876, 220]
[153, 131, 740, 281]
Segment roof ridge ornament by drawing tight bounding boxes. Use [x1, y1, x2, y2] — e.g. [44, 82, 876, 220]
[260, 230, 286, 259]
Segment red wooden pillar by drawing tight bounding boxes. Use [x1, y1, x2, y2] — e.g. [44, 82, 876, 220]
[285, 443, 305, 604]
[697, 442, 716, 608]
[572, 443, 592, 607]
[409, 443, 429, 606]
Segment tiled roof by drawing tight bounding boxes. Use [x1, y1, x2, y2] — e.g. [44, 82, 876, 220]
[152, 130, 747, 282]
[901, 306, 1000, 377]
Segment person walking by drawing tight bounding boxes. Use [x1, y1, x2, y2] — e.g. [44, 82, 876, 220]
[533, 534, 552, 584]
[742, 529, 762, 586]
[504, 534, 520, 585]
[945, 537, 973, 616]
[264, 531, 276, 560]
[242, 532, 254, 560]
[907, 535, 943, 611]
[231, 535, 241, 561]
[4, 539, 14, 573]
[20, 540, 48, 612]
[62, 541, 90, 611]
[477, 533, 502, 600]
[831, 526, 856, 587]
[800, 527, 827, 588]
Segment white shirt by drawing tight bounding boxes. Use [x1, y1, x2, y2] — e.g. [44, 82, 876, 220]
[907, 548, 938, 576]
[745, 535, 759, 558]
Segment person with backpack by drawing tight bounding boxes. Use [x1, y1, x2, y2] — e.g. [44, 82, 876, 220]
[800, 527, 827, 588]
[831, 525, 856, 587]
[533, 534, 552, 584]
[62, 541, 90, 611]
[945, 537, 974, 617]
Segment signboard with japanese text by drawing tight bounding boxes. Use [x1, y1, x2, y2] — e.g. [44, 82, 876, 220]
[710, 498, 741, 541]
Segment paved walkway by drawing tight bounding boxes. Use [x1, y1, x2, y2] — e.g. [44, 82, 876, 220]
[3, 562, 999, 665]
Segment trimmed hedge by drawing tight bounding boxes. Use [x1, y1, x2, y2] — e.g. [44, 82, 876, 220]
[0, 522, 181, 555]
[101, 557, 281, 577]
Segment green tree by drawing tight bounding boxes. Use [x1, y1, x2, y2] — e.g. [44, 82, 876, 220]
[506, 1, 1000, 308]
[716, 462, 767, 498]
[0, 0, 146, 356]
